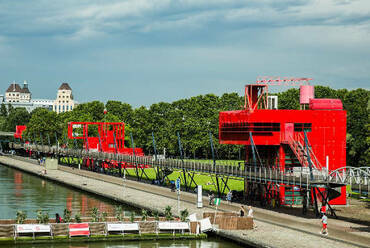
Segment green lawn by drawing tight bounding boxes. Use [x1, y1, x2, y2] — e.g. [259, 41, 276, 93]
[60, 157, 245, 194]
[124, 167, 244, 193]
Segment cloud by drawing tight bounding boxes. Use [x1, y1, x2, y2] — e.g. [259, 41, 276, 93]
[0, 0, 369, 40]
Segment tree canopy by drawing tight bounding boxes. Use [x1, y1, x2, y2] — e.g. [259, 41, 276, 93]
[0, 86, 368, 167]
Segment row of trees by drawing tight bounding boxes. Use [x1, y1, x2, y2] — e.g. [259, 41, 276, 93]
[0, 86, 368, 167]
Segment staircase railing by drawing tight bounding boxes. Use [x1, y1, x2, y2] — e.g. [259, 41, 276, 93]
[287, 133, 322, 170]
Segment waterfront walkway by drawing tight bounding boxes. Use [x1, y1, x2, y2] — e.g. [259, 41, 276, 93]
[0, 156, 369, 248]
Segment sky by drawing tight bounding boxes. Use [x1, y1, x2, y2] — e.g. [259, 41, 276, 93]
[0, 0, 369, 107]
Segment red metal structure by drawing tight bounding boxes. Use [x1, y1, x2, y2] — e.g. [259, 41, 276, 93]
[14, 125, 27, 139]
[219, 78, 347, 205]
[67, 122, 144, 156]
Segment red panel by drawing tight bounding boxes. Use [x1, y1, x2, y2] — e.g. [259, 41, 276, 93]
[309, 99, 343, 110]
[69, 223, 90, 236]
[283, 123, 294, 142]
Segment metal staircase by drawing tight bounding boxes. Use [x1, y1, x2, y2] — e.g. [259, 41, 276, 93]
[287, 132, 322, 170]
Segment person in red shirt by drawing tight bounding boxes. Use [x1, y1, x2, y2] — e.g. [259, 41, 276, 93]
[320, 213, 328, 235]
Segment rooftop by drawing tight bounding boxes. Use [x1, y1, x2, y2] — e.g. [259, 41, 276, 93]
[6, 83, 22, 93]
[59, 83, 72, 91]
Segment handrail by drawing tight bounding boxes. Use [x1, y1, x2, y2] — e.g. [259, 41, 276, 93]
[7, 142, 368, 186]
[296, 133, 322, 169]
[287, 133, 322, 170]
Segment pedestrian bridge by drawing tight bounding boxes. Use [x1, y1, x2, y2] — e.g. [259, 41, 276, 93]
[7, 142, 370, 189]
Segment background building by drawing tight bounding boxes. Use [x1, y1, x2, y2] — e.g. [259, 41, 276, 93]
[53, 83, 76, 113]
[5, 81, 31, 103]
[2, 81, 70, 113]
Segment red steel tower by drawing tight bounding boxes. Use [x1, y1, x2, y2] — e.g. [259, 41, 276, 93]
[219, 77, 347, 205]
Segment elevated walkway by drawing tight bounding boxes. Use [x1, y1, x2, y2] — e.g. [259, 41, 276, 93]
[9, 143, 369, 187]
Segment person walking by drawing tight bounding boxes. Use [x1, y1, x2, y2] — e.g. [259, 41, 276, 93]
[240, 205, 246, 217]
[226, 191, 232, 204]
[208, 192, 215, 206]
[248, 205, 257, 228]
[320, 212, 328, 235]
[247, 206, 254, 218]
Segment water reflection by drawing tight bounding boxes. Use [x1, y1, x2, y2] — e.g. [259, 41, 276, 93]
[0, 164, 137, 219]
[6, 238, 244, 248]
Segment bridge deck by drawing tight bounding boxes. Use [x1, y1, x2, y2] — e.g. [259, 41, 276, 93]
[8, 143, 369, 188]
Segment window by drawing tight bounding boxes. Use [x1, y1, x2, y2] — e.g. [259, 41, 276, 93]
[294, 123, 312, 132]
[59, 105, 61, 112]
[221, 122, 281, 133]
[62, 105, 65, 112]
[66, 106, 69, 111]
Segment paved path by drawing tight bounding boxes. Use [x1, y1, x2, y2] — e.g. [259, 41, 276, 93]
[0, 156, 369, 248]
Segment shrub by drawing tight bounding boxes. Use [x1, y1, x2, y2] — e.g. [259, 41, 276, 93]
[36, 210, 43, 224]
[91, 207, 100, 222]
[16, 211, 27, 224]
[42, 212, 49, 224]
[36, 210, 49, 224]
[141, 209, 148, 221]
[130, 212, 135, 223]
[180, 209, 189, 222]
[152, 210, 160, 221]
[63, 209, 72, 223]
[74, 213, 81, 223]
[101, 212, 108, 222]
[164, 206, 173, 221]
[115, 206, 123, 221]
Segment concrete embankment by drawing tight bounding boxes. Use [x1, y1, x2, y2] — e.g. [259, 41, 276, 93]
[0, 155, 369, 248]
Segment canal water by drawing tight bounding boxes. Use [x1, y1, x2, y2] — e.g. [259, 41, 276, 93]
[0, 164, 245, 248]
[0, 164, 138, 219]
[6, 237, 243, 248]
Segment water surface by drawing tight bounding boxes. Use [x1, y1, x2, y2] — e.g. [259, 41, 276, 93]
[8, 238, 244, 248]
[0, 164, 137, 219]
